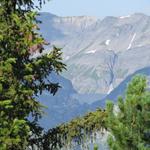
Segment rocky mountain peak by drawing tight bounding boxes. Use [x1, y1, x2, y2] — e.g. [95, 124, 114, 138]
[52, 15, 99, 30]
[39, 12, 150, 94]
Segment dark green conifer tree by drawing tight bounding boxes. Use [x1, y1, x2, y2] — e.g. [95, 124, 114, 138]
[0, 0, 65, 149]
[106, 76, 150, 150]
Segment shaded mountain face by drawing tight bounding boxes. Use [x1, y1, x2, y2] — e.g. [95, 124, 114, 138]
[38, 73, 106, 129]
[38, 12, 150, 95]
[38, 74, 90, 129]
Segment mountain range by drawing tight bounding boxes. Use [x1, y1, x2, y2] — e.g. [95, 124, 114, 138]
[37, 12, 150, 129]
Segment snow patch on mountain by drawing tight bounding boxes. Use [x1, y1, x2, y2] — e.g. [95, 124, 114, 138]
[127, 33, 136, 50]
[86, 50, 97, 54]
[105, 40, 111, 45]
[107, 83, 114, 94]
[65, 56, 70, 60]
[119, 15, 131, 19]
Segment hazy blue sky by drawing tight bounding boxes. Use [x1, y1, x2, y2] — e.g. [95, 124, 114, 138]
[37, 0, 150, 18]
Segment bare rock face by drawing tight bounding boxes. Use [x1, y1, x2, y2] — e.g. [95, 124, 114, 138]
[36, 14, 150, 141]
[38, 12, 150, 95]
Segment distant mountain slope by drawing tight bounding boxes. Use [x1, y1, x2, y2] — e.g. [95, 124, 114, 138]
[91, 66, 150, 109]
[38, 67, 150, 129]
[38, 74, 90, 129]
[36, 13, 150, 130]
[38, 12, 150, 95]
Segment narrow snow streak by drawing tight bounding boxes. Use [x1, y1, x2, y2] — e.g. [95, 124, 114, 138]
[127, 33, 136, 50]
[107, 83, 113, 94]
[120, 15, 131, 19]
[65, 56, 70, 60]
[105, 40, 111, 46]
[86, 50, 97, 54]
